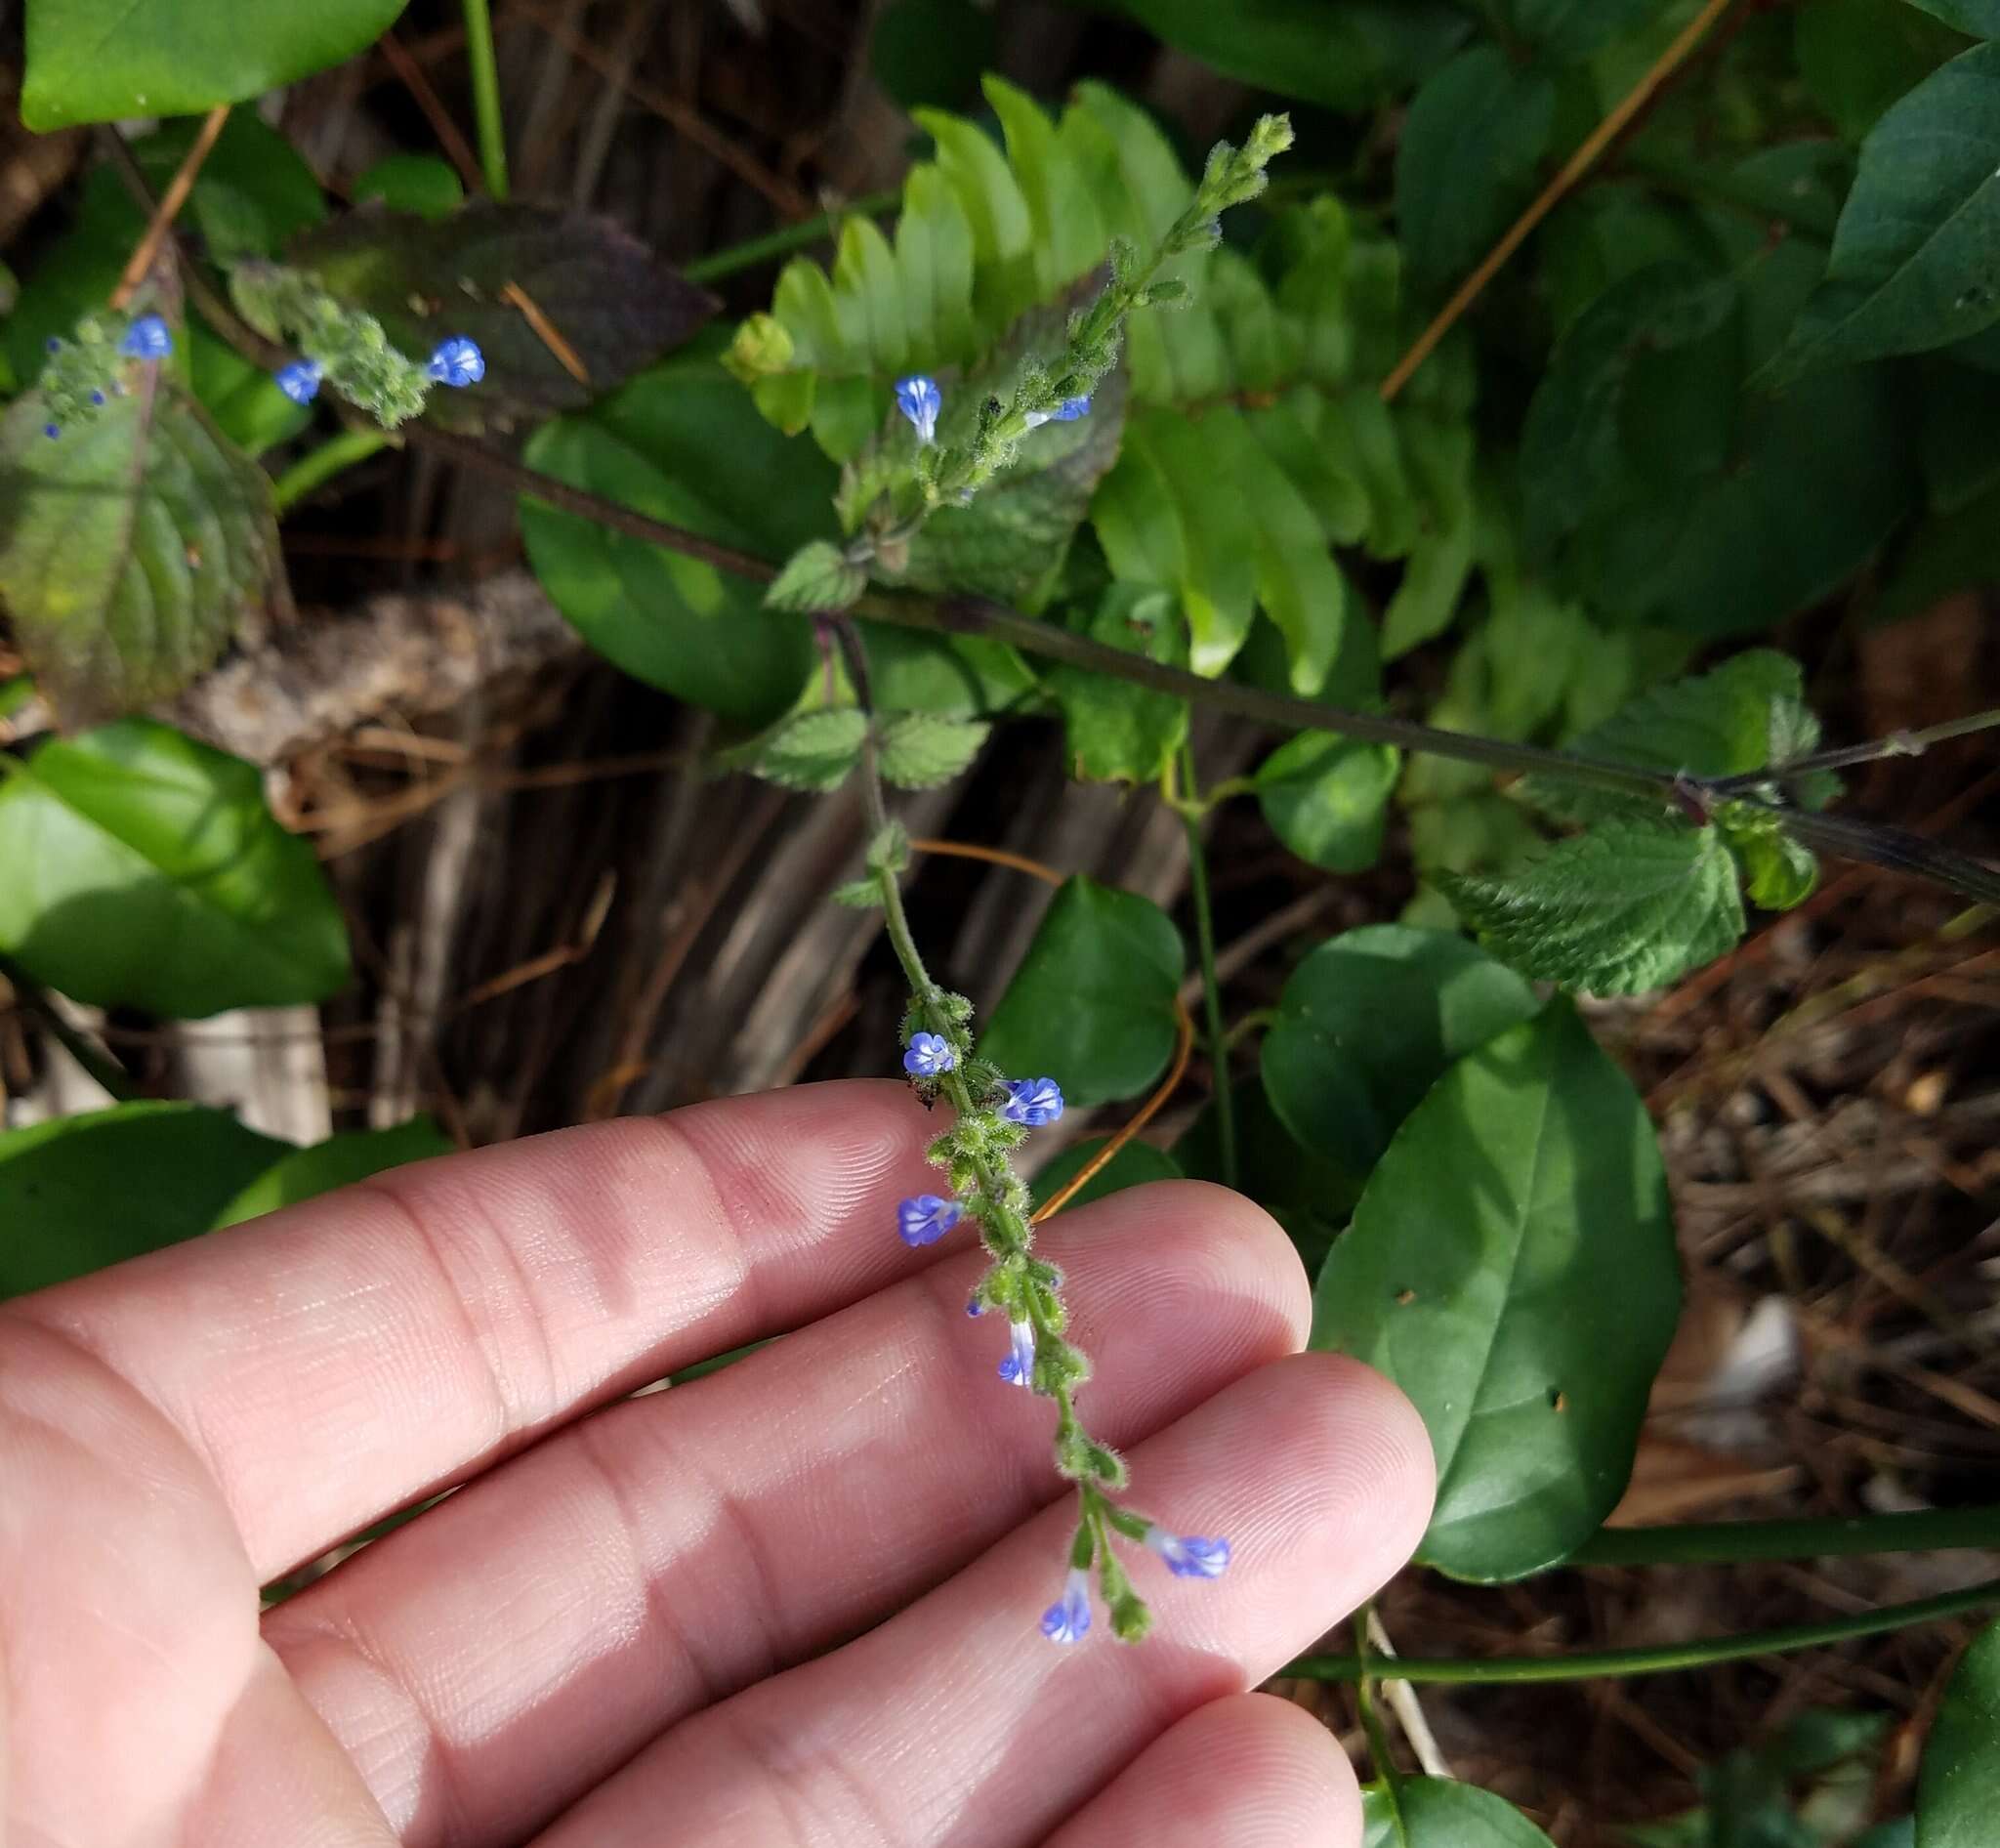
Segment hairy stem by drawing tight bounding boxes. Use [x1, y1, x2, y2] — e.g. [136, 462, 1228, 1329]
[461, 0, 510, 199]
[1176, 740, 1236, 1190]
[1287, 1577, 2000, 1684]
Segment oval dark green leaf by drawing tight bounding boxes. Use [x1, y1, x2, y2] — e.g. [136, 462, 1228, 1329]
[1917, 1617, 2000, 1847]
[979, 875, 1185, 1107]
[1312, 1002, 1681, 1580]
[0, 719, 352, 1017]
[1363, 1778, 1558, 1847]
[211, 1118, 455, 1228]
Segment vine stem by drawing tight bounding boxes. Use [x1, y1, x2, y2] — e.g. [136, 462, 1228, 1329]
[1379, 0, 1735, 402]
[108, 104, 229, 311]
[271, 428, 390, 514]
[1286, 1577, 2000, 1684]
[461, 0, 510, 200]
[1568, 1503, 2000, 1568]
[1175, 740, 1236, 1190]
[1706, 708, 2000, 791]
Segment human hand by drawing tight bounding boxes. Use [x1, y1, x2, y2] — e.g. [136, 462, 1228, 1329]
[1, 1081, 1432, 1846]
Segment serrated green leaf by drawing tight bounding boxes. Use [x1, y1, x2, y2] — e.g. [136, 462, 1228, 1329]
[1028, 1136, 1181, 1212]
[0, 1102, 289, 1298]
[1443, 821, 1747, 995]
[1918, 1617, 2000, 1847]
[876, 711, 989, 788]
[979, 875, 1185, 1106]
[0, 720, 351, 1016]
[1722, 810, 1822, 910]
[1765, 43, 2000, 383]
[521, 337, 831, 724]
[831, 878, 885, 909]
[290, 202, 715, 433]
[1263, 924, 1541, 1204]
[0, 378, 281, 726]
[1396, 46, 1557, 300]
[211, 1118, 453, 1228]
[744, 709, 868, 792]
[1363, 1777, 1559, 1847]
[1522, 650, 1823, 824]
[766, 539, 865, 612]
[1316, 1003, 1680, 1580]
[1255, 732, 1399, 873]
[1047, 585, 1190, 784]
[22, 0, 409, 129]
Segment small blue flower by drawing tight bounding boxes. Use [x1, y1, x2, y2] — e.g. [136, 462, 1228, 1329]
[1143, 1527, 1231, 1579]
[966, 1293, 984, 1318]
[1024, 395, 1092, 431]
[42, 423, 60, 440]
[1040, 1566, 1093, 1644]
[1001, 1077, 1063, 1127]
[903, 1031, 956, 1077]
[44, 336, 62, 354]
[897, 1194, 963, 1247]
[89, 390, 105, 406]
[274, 359, 323, 405]
[895, 374, 941, 445]
[120, 314, 173, 360]
[998, 1317, 1036, 1388]
[428, 335, 485, 388]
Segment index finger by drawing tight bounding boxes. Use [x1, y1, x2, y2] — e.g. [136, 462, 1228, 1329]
[5, 1081, 949, 1579]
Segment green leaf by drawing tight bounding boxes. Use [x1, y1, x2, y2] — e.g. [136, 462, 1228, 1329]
[1442, 821, 1747, 996]
[1047, 585, 1190, 785]
[1718, 805, 1822, 910]
[869, 0, 995, 111]
[0, 1102, 289, 1297]
[0, 719, 351, 1015]
[1903, 0, 2000, 30]
[210, 1118, 453, 1228]
[1315, 1003, 1680, 1579]
[289, 202, 716, 432]
[1522, 650, 1827, 824]
[979, 875, 1185, 1107]
[831, 877, 884, 909]
[1263, 924, 1542, 1199]
[1363, 1778, 1559, 1847]
[1396, 46, 1557, 300]
[876, 712, 989, 788]
[1877, 475, 2000, 619]
[0, 380, 281, 726]
[1106, 0, 1472, 110]
[1255, 732, 1399, 873]
[863, 626, 1038, 719]
[22, 0, 409, 128]
[1029, 1136, 1181, 1213]
[1918, 356, 2000, 511]
[1174, 1076, 1349, 1271]
[1505, 0, 1662, 60]
[1917, 1617, 2000, 1847]
[1765, 43, 2000, 383]
[741, 709, 868, 792]
[352, 153, 466, 220]
[521, 339, 832, 725]
[766, 540, 865, 613]
[1799, 0, 1974, 144]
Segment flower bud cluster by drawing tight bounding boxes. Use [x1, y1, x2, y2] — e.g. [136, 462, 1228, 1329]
[34, 313, 174, 439]
[228, 262, 482, 427]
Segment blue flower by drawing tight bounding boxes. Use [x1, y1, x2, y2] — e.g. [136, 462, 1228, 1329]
[44, 336, 62, 354]
[895, 374, 941, 445]
[1143, 1527, 1231, 1579]
[1001, 1077, 1063, 1127]
[42, 424, 60, 440]
[902, 1031, 956, 1077]
[965, 1293, 984, 1318]
[428, 336, 485, 388]
[274, 359, 323, 405]
[1040, 1567, 1092, 1644]
[89, 390, 105, 406]
[998, 1317, 1036, 1388]
[1024, 395, 1092, 430]
[897, 1194, 963, 1247]
[120, 315, 172, 360]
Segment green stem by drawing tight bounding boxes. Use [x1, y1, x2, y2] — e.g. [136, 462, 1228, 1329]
[461, 0, 510, 200]
[271, 428, 390, 515]
[1568, 1504, 2000, 1568]
[683, 191, 900, 285]
[1177, 740, 1236, 1191]
[1287, 1577, 2000, 1684]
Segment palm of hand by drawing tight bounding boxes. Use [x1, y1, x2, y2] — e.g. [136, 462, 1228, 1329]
[1, 1083, 1431, 1846]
